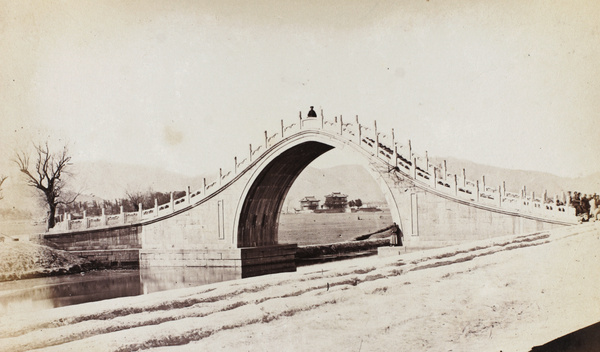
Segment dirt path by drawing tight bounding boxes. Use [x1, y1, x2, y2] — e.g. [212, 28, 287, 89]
[1, 223, 599, 352]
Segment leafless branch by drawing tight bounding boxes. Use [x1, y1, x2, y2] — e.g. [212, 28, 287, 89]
[13, 141, 74, 229]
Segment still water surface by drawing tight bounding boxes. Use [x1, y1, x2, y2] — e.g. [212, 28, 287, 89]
[0, 267, 242, 315]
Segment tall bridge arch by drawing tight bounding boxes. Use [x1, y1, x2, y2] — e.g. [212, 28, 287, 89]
[42, 113, 578, 273]
[233, 131, 402, 248]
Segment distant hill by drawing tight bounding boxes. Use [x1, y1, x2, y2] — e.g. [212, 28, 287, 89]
[2, 157, 598, 220]
[429, 156, 600, 197]
[69, 162, 387, 209]
[69, 161, 208, 201]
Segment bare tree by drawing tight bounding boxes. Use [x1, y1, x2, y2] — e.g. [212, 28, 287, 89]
[125, 190, 146, 211]
[14, 142, 77, 229]
[0, 175, 6, 200]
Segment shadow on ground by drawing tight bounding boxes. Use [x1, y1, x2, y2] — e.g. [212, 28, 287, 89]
[529, 321, 600, 352]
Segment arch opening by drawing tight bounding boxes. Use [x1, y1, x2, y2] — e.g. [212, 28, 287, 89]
[237, 141, 334, 247]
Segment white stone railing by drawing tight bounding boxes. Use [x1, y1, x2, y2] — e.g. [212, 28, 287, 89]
[54, 110, 577, 232]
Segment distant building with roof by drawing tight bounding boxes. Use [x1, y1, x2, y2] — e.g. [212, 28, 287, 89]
[299, 196, 320, 211]
[324, 192, 348, 209]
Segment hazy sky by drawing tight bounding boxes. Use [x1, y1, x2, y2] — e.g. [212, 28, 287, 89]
[2, 0, 599, 182]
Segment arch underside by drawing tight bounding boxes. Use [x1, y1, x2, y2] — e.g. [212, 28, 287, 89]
[237, 141, 334, 247]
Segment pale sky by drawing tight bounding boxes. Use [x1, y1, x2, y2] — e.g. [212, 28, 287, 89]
[1, 0, 599, 182]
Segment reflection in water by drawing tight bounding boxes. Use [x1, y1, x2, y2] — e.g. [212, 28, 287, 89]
[0, 271, 142, 315]
[140, 267, 242, 294]
[0, 264, 296, 316]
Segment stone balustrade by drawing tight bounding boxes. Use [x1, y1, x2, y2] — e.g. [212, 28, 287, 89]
[54, 110, 577, 232]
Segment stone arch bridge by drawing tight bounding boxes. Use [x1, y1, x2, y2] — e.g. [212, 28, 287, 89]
[42, 112, 577, 273]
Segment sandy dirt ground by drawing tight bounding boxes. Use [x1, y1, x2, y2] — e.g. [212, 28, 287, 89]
[0, 223, 599, 352]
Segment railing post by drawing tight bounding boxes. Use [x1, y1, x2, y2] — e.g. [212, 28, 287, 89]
[498, 185, 503, 207]
[102, 208, 107, 226]
[443, 160, 448, 181]
[462, 169, 466, 188]
[170, 192, 174, 213]
[412, 157, 417, 179]
[425, 151, 429, 172]
[120, 205, 125, 223]
[219, 168, 223, 186]
[154, 199, 158, 218]
[476, 180, 480, 202]
[482, 175, 486, 191]
[320, 109, 324, 129]
[454, 174, 458, 196]
[358, 124, 362, 145]
[138, 203, 142, 219]
[391, 128, 396, 167]
[187, 186, 191, 204]
[408, 139, 412, 166]
[264, 131, 268, 149]
[340, 115, 344, 135]
[543, 189, 548, 203]
[249, 144, 253, 163]
[374, 120, 379, 157]
[281, 119, 284, 137]
[203, 178, 207, 191]
[234, 156, 238, 174]
[83, 210, 88, 228]
[433, 166, 438, 188]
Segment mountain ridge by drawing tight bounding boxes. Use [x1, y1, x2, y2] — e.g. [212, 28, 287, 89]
[1, 158, 598, 220]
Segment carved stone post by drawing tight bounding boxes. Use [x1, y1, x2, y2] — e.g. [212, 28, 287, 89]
[170, 192, 174, 213]
[264, 131, 268, 149]
[412, 157, 417, 179]
[443, 160, 448, 181]
[358, 124, 362, 145]
[374, 120, 379, 157]
[454, 174, 458, 196]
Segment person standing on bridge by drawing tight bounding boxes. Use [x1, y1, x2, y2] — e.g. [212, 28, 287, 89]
[307, 106, 317, 118]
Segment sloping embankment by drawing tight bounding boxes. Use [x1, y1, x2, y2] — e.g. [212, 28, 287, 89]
[0, 240, 91, 282]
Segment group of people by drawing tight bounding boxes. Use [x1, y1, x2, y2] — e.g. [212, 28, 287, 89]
[570, 192, 600, 221]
